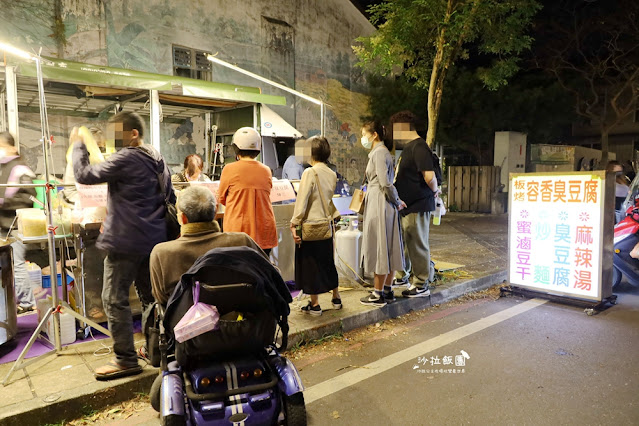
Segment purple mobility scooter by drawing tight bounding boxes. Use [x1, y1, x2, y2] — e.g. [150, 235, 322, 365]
[151, 247, 306, 425]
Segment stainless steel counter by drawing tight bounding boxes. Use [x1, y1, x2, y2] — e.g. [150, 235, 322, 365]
[270, 203, 296, 283]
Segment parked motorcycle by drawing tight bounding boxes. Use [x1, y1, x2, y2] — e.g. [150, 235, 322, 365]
[613, 200, 639, 288]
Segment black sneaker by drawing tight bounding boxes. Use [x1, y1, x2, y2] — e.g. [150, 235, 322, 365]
[391, 277, 410, 288]
[331, 298, 342, 310]
[402, 285, 431, 298]
[360, 292, 387, 307]
[301, 302, 322, 316]
[383, 290, 396, 303]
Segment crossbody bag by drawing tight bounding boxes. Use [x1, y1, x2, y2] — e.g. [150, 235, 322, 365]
[301, 169, 334, 241]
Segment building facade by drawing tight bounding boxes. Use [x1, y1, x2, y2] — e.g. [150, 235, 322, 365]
[0, 0, 374, 178]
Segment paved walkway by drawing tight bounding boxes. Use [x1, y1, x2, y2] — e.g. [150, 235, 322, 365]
[0, 212, 508, 426]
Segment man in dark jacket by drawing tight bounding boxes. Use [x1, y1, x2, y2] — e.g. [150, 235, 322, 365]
[0, 132, 37, 313]
[73, 112, 175, 380]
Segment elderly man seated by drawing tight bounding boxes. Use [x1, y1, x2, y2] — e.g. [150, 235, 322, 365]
[150, 185, 267, 305]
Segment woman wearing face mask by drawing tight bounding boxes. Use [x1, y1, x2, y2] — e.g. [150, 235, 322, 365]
[359, 120, 407, 307]
[218, 127, 277, 255]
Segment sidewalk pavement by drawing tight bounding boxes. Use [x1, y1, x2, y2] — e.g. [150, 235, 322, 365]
[0, 212, 508, 426]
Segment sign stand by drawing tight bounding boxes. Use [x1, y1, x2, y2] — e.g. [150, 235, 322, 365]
[505, 171, 617, 316]
[499, 285, 617, 316]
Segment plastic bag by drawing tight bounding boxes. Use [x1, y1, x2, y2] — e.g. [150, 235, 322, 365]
[174, 281, 220, 343]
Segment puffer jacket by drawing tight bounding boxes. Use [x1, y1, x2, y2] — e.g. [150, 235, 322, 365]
[73, 143, 175, 255]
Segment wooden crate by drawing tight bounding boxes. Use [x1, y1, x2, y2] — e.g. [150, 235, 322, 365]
[448, 166, 500, 212]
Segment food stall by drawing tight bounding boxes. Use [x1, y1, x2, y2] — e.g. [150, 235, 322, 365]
[0, 57, 299, 328]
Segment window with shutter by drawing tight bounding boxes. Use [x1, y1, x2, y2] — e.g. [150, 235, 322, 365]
[172, 45, 212, 81]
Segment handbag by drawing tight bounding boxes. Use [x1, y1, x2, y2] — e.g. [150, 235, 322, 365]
[301, 170, 334, 241]
[349, 177, 367, 215]
[156, 171, 180, 241]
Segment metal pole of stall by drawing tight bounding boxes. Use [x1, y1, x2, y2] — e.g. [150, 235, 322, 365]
[205, 112, 211, 175]
[0, 92, 6, 132]
[5, 66, 19, 152]
[35, 56, 62, 352]
[0, 183, 76, 188]
[150, 89, 161, 153]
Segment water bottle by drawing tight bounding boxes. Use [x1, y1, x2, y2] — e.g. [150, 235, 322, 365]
[433, 199, 442, 226]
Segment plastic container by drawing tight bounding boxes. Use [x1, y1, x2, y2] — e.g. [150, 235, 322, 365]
[26, 261, 42, 289]
[433, 200, 442, 226]
[335, 217, 363, 280]
[37, 296, 51, 323]
[33, 179, 61, 210]
[45, 307, 76, 345]
[16, 208, 47, 237]
[42, 273, 73, 288]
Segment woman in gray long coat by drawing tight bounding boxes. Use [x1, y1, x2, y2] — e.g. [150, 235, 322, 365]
[359, 120, 406, 307]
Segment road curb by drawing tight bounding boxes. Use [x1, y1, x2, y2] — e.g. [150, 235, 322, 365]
[287, 270, 507, 349]
[0, 369, 158, 426]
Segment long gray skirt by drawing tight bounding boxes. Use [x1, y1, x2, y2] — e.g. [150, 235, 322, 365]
[361, 187, 405, 275]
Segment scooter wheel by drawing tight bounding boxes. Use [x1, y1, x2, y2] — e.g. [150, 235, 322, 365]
[612, 267, 622, 288]
[150, 373, 162, 412]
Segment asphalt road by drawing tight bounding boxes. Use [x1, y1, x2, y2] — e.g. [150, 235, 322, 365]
[76, 285, 639, 426]
[298, 287, 639, 425]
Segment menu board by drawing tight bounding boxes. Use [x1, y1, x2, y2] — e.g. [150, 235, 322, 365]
[76, 183, 108, 208]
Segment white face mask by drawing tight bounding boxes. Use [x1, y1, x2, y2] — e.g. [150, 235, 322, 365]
[361, 136, 372, 150]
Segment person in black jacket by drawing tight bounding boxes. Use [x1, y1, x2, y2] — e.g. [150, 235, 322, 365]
[0, 132, 36, 313]
[72, 112, 175, 380]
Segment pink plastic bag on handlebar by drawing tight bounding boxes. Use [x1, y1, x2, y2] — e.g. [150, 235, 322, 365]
[174, 281, 220, 343]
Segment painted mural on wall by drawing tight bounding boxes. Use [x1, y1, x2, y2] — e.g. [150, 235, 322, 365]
[0, 0, 57, 56]
[295, 76, 371, 189]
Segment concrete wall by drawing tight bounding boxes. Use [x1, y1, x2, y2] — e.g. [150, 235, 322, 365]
[0, 0, 374, 180]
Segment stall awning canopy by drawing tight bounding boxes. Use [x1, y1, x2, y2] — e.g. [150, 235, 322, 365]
[16, 58, 286, 107]
[260, 104, 303, 138]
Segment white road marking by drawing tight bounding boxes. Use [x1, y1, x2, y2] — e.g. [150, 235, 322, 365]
[304, 298, 548, 404]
